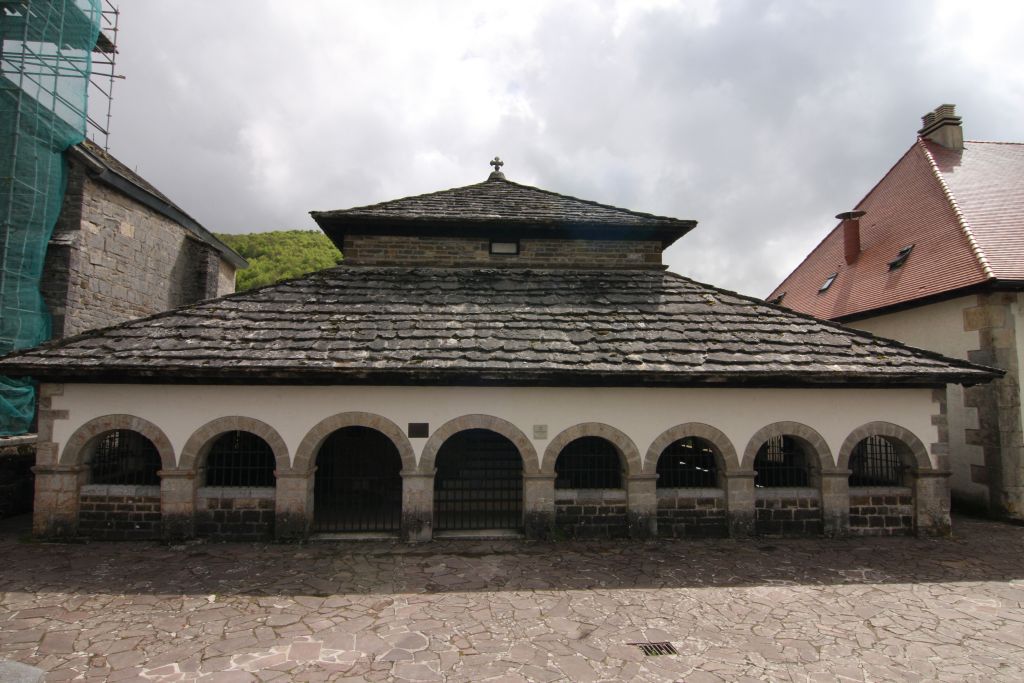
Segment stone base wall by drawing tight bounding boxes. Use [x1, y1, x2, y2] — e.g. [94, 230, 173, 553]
[0, 436, 36, 519]
[196, 487, 276, 540]
[555, 489, 628, 538]
[78, 485, 161, 539]
[755, 488, 823, 536]
[656, 488, 728, 538]
[849, 487, 914, 536]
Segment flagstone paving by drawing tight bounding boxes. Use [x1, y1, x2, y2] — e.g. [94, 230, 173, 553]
[1, 515, 1023, 682]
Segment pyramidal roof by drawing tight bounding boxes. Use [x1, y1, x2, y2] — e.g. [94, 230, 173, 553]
[311, 169, 696, 248]
[0, 265, 997, 387]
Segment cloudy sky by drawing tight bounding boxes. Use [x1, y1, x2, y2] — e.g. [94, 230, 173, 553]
[99, 0, 1024, 297]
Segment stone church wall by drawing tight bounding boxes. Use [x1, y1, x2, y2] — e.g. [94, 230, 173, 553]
[656, 488, 729, 538]
[195, 487, 276, 540]
[41, 168, 235, 338]
[77, 484, 161, 540]
[554, 488, 628, 538]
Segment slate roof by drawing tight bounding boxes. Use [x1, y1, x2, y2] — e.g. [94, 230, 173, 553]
[0, 266, 996, 387]
[769, 139, 1024, 320]
[312, 173, 696, 248]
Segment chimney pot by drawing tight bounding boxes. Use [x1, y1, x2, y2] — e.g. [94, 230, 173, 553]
[836, 210, 866, 265]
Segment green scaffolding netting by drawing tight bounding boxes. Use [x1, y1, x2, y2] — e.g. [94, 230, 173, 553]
[1, 0, 101, 435]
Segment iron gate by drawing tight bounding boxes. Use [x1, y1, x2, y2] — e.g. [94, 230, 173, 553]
[313, 427, 402, 533]
[434, 429, 523, 530]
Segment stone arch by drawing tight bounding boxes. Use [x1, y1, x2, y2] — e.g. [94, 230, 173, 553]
[742, 421, 833, 474]
[294, 412, 416, 476]
[419, 415, 539, 475]
[837, 421, 932, 473]
[179, 416, 290, 475]
[61, 414, 175, 472]
[542, 422, 641, 477]
[643, 423, 739, 477]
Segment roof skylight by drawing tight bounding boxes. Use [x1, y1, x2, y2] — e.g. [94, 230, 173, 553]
[767, 292, 786, 305]
[819, 273, 837, 293]
[889, 244, 914, 270]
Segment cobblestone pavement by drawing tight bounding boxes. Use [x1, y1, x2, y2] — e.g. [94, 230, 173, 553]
[1, 516, 1023, 682]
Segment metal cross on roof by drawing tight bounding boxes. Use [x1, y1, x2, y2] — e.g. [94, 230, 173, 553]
[490, 156, 504, 172]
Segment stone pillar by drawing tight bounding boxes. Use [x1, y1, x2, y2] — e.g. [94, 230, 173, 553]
[914, 470, 952, 536]
[724, 470, 756, 537]
[626, 474, 658, 539]
[523, 473, 556, 540]
[275, 470, 313, 541]
[820, 469, 850, 537]
[401, 471, 434, 543]
[159, 469, 196, 540]
[32, 464, 83, 538]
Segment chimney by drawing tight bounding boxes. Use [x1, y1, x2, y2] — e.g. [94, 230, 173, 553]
[836, 210, 866, 264]
[918, 103, 963, 150]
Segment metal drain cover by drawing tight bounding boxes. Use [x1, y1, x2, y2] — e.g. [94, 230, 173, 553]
[630, 641, 678, 656]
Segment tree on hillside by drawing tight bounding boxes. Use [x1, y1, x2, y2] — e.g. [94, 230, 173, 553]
[215, 230, 343, 291]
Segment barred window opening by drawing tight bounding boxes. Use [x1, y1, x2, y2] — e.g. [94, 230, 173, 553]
[555, 436, 622, 489]
[656, 437, 718, 488]
[754, 436, 809, 488]
[89, 430, 161, 486]
[849, 436, 905, 487]
[205, 430, 276, 487]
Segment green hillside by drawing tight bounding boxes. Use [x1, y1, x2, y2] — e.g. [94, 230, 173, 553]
[215, 230, 343, 291]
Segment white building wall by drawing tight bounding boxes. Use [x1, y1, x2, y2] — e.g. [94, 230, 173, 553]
[49, 384, 940, 471]
[848, 295, 987, 505]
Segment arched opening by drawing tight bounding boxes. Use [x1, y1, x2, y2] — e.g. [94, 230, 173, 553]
[752, 434, 821, 536]
[656, 437, 719, 488]
[313, 427, 403, 533]
[79, 429, 163, 539]
[555, 437, 623, 489]
[88, 430, 161, 485]
[205, 431, 277, 487]
[434, 429, 523, 531]
[553, 436, 627, 538]
[754, 436, 811, 488]
[655, 436, 726, 538]
[196, 430, 278, 539]
[848, 435, 914, 535]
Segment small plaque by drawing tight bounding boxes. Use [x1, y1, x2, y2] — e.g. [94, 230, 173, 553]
[408, 423, 429, 438]
[533, 424, 548, 439]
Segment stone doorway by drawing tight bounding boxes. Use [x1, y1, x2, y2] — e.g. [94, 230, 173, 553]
[433, 429, 523, 531]
[312, 426, 402, 533]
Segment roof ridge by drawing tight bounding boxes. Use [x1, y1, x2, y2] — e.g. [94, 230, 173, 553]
[963, 140, 1024, 146]
[312, 175, 691, 225]
[665, 270, 1002, 377]
[918, 138, 995, 279]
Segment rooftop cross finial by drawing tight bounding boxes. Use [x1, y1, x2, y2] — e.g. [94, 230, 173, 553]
[490, 156, 504, 172]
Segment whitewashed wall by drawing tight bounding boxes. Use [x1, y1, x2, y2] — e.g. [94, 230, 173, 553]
[49, 384, 941, 470]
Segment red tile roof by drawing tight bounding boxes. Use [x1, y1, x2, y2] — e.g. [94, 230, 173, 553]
[769, 139, 1024, 320]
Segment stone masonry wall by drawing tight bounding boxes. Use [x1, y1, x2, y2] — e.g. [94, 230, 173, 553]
[755, 489, 823, 536]
[41, 169, 231, 338]
[964, 292, 1024, 518]
[195, 487, 275, 540]
[656, 488, 728, 538]
[0, 436, 36, 519]
[343, 234, 664, 269]
[848, 487, 914, 536]
[78, 485, 161, 539]
[555, 489, 629, 538]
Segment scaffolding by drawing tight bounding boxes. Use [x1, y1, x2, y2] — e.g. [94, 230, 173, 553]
[0, 0, 104, 434]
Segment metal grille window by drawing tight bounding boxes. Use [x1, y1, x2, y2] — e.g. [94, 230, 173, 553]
[849, 436, 905, 486]
[555, 437, 622, 489]
[754, 436, 809, 488]
[205, 431, 276, 487]
[656, 437, 718, 488]
[89, 430, 161, 486]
